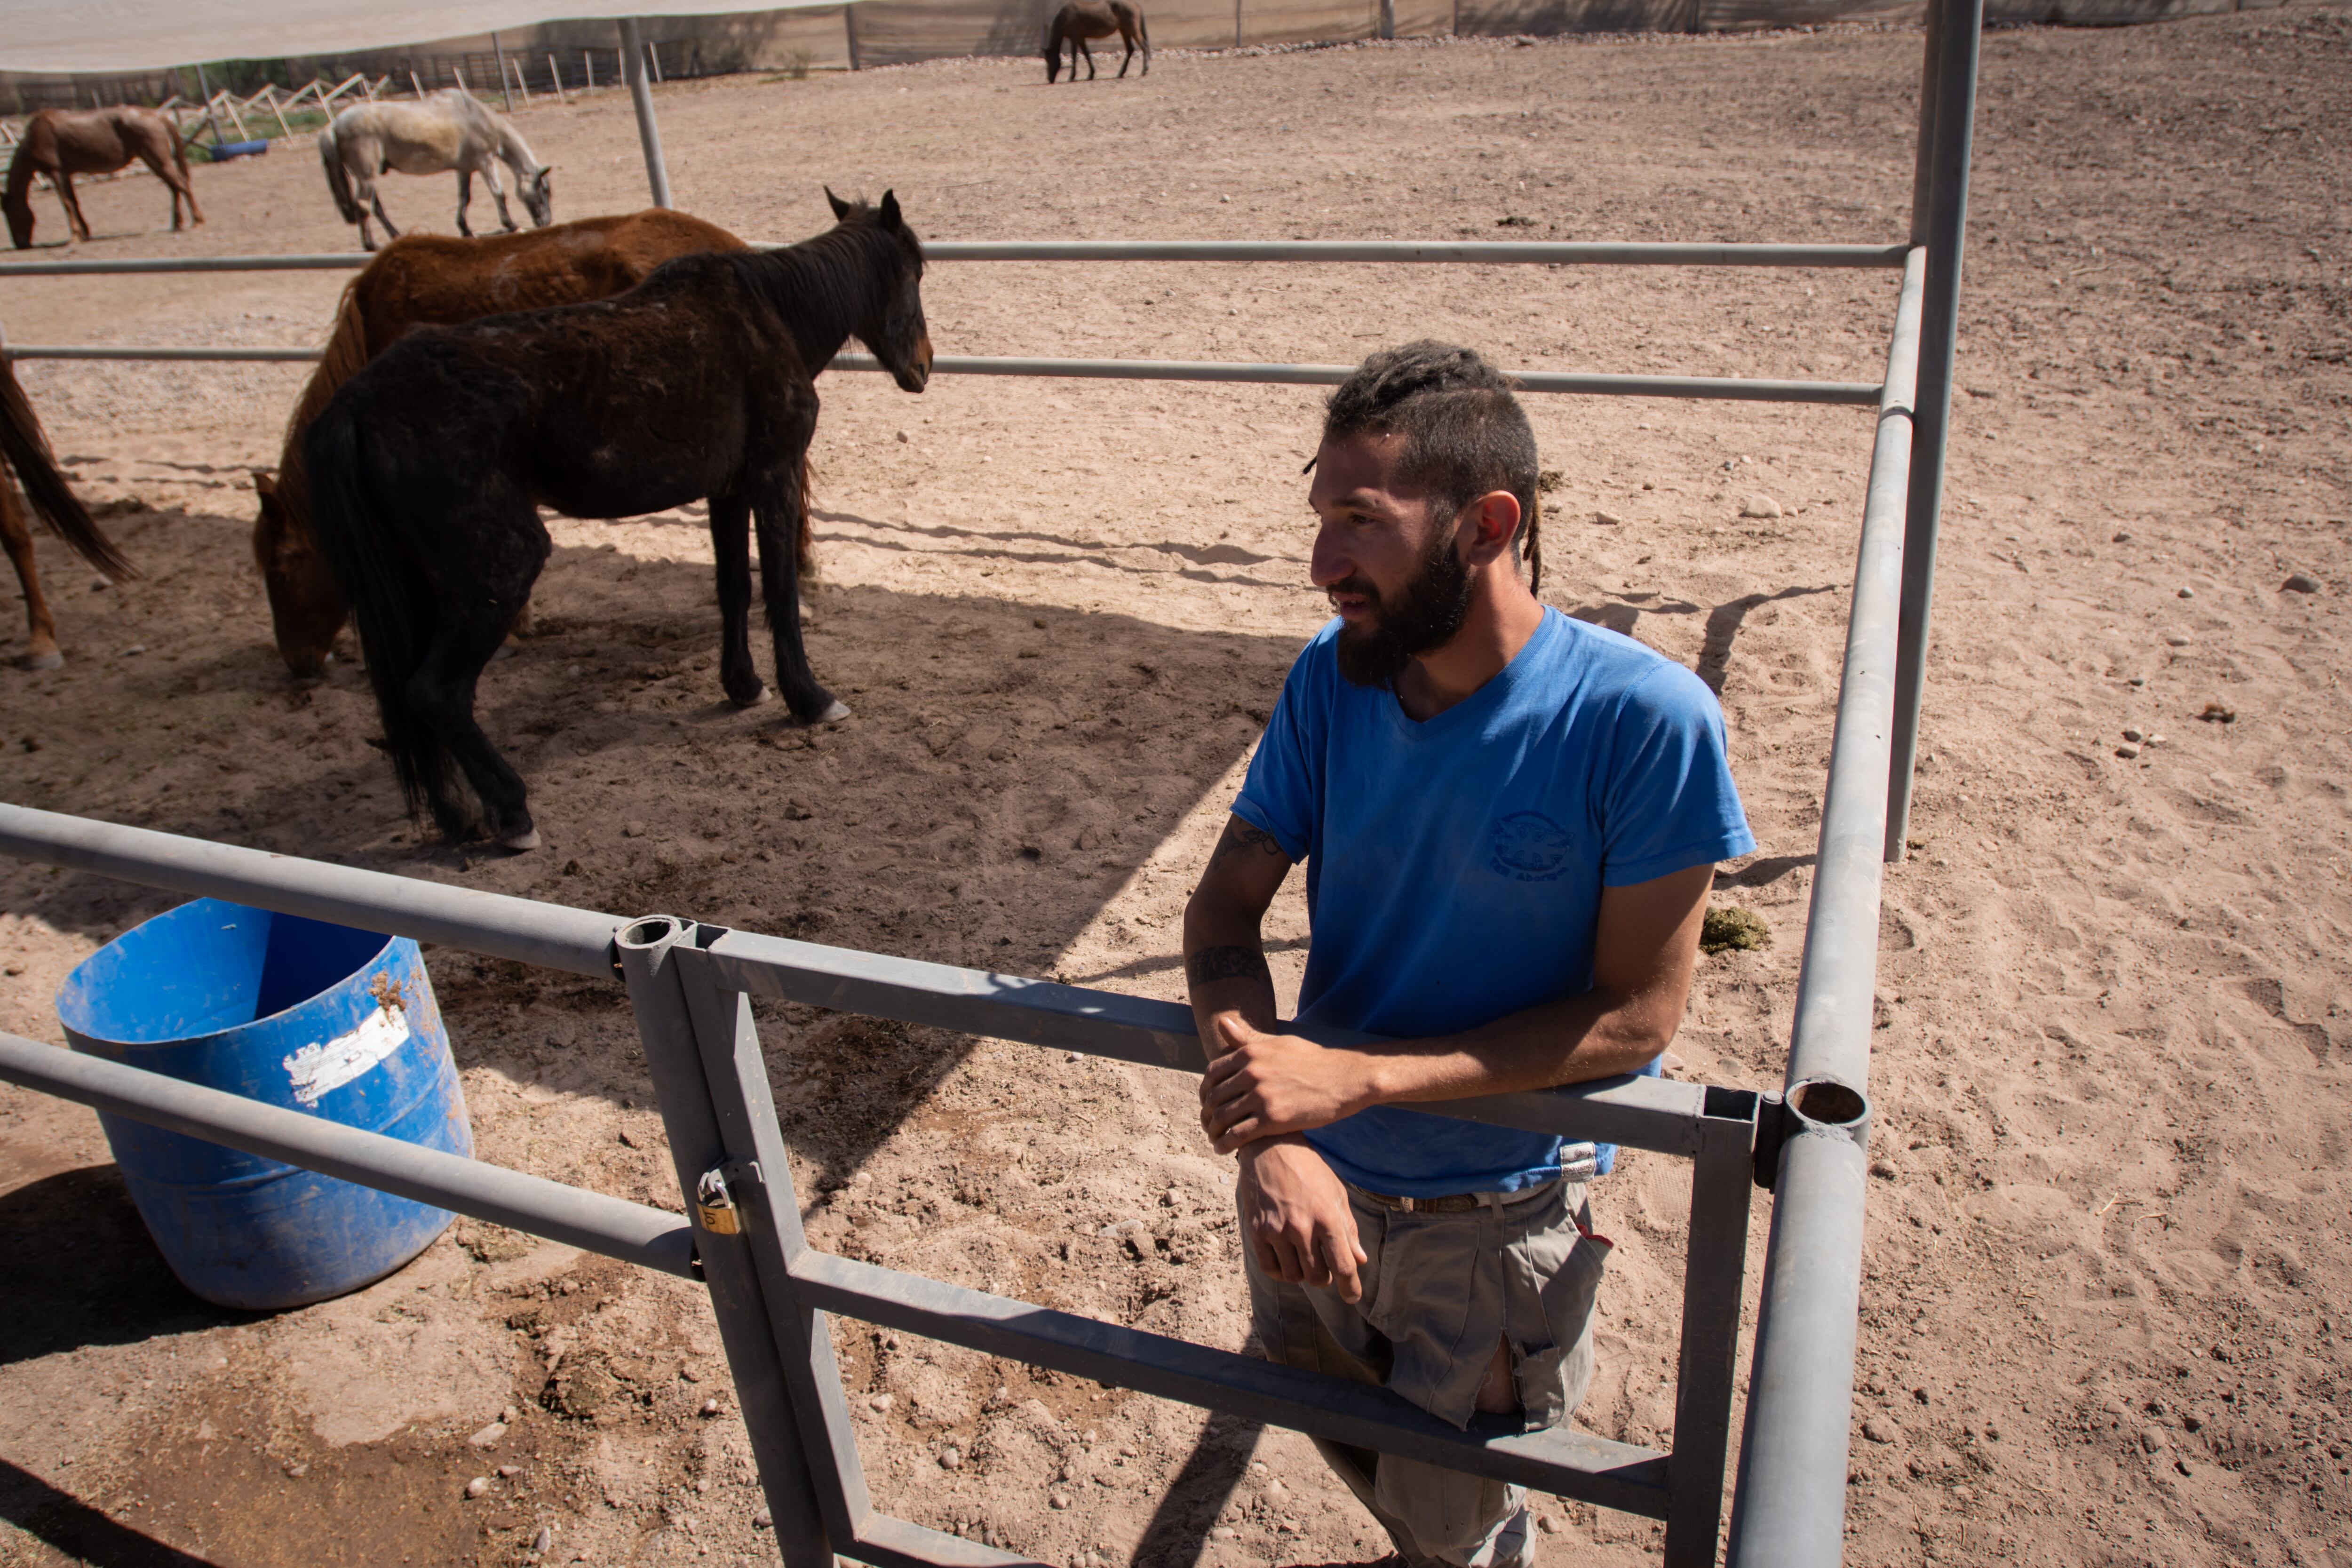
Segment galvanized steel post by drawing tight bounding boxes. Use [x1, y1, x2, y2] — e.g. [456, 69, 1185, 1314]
[618, 17, 673, 208]
[1884, 0, 1983, 860]
[616, 917, 834, 1568]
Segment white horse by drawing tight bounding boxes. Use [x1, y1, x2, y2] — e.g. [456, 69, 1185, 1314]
[318, 89, 553, 251]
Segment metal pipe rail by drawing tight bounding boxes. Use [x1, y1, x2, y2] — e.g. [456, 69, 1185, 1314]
[0, 801, 620, 978]
[1723, 243, 1929, 1568]
[0, 805, 1762, 1567]
[0, 239, 1911, 279]
[0, 343, 1883, 406]
[0, 1028, 698, 1279]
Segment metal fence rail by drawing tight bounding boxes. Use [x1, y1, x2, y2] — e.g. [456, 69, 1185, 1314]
[0, 240, 1912, 279]
[0, 1028, 698, 1278]
[0, 343, 1883, 405]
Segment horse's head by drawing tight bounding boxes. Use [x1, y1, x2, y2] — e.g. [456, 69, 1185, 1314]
[1043, 32, 1063, 83]
[252, 470, 347, 677]
[522, 165, 555, 228]
[2, 179, 33, 249]
[827, 187, 931, 395]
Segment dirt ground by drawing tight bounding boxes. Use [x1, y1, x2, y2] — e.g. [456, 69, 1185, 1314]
[2, 8, 2350, 1566]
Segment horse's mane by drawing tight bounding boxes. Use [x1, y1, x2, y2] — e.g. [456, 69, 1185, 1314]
[265, 277, 374, 547]
[730, 209, 911, 350]
[2, 133, 39, 207]
[727, 215, 910, 579]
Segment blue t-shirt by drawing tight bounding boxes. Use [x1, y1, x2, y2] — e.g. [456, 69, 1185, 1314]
[1231, 608, 1754, 1197]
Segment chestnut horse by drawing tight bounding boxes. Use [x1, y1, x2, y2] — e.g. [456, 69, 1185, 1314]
[1045, 0, 1151, 82]
[307, 191, 931, 851]
[4, 107, 201, 249]
[1, 355, 133, 668]
[256, 208, 750, 676]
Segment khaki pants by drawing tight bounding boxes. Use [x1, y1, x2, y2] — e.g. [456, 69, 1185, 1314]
[1242, 1178, 1610, 1568]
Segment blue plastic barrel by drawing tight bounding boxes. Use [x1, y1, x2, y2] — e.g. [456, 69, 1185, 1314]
[55, 898, 473, 1310]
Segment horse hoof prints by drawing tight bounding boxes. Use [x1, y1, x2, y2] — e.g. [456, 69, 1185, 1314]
[307, 191, 930, 850]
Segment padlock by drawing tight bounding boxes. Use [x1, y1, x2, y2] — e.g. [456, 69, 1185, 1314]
[696, 1166, 742, 1236]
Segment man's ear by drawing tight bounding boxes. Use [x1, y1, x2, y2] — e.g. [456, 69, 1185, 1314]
[1459, 490, 1523, 564]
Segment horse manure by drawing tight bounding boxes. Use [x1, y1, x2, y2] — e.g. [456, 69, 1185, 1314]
[1700, 906, 1771, 955]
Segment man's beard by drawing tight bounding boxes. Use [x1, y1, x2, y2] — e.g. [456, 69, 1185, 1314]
[1331, 530, 1475, 689]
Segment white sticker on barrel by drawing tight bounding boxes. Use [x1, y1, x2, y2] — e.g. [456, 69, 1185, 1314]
[283, 1004, 411, 1107]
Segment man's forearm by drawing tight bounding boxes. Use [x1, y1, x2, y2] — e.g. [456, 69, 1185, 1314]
[1184, 916, 1279, 1056]
[1355, 986, 1676, 1103]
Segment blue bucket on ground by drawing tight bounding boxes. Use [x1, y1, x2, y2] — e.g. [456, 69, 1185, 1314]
[55, 898, 472, 1311]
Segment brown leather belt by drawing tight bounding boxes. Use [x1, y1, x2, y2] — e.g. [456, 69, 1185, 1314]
[1347, 1178, 1560, 1215]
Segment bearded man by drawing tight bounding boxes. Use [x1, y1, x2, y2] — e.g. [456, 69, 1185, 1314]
[1183, 341, 1753, 1568]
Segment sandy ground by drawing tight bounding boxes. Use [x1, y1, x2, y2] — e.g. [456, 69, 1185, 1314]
[1, 8, 2350, 1566]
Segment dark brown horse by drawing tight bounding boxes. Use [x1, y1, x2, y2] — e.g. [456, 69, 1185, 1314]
[307, 191, 931, 852]
[1045, 0, 1151, 82]
[256, 208, 751, 677]
[4, 108, 201, 249]
[0, 355, 133, 668]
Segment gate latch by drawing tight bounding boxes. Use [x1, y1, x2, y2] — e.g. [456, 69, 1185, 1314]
[696, 1166, 742, 1235]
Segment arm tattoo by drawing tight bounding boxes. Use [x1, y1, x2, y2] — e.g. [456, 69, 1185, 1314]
[1187, 945, 1272, 987]
[1208, 820, 1291, 874]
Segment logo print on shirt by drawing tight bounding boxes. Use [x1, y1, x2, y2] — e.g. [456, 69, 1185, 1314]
[1492, 811, 1576, 882]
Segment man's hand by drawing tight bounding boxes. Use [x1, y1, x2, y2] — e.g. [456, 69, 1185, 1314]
[1239, 1136, 1367, 1303]
[1200, 1014, 1375, 1154]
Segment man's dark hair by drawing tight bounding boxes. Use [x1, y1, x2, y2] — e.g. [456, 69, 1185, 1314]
[1322, 341, 1543, 589]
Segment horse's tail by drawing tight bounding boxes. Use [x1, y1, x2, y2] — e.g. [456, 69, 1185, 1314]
[0, 355, 131, 580]
[797, 455, 817, 580]
[319, 128, 363, 226]
[305, 398, 449, 831]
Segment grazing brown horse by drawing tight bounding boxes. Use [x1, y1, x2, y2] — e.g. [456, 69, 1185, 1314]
[307, 191, 931, 851]
[255, 208, 750, 677]
[1045, 0, 1151, 82]
[4, 108, 202, 249]
[0, 356, 133, 668]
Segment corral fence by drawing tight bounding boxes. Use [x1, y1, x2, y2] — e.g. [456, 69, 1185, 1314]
[0, 2, 1985, 1562]
[0, 0, 2287, 113]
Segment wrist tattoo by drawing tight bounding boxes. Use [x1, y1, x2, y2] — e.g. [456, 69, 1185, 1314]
[1208, 820, 1290, 873]
[1187, 945, 1271, 986]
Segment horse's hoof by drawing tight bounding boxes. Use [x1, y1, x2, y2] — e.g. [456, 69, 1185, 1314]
[730, 684, 772, 709]
[490, 639, 518, 662]
[500, 827, 542, 852]
[814, 699, 851, 724]
[17, 649, 63, 671]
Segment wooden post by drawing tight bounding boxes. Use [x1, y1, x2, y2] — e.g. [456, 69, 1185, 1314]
[262, 85, 294, 139]
[647, 40, 664, 83]
[845, 4, 863, 71]
[194, 61, 223, 145]
[491, 32, 516, 112]
[410, 70, 427, 99]
[1235, 0, 1245, 48]
[1379, 0, 1395, 39]
[549, 54, 569, 104]
[509, 56, 532, 107]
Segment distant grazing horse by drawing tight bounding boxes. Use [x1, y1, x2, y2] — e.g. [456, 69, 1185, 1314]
[1045, 0, 1151, 82]
[4, 107, 201, 249]
[319, 89, 552, 252]
[308, 191, 931, 850]
[0, 356, 133, 668]
[255, 208, 750, 677]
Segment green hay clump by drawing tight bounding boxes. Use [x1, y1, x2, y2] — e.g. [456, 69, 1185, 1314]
[1700, 905, 1771, 955]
